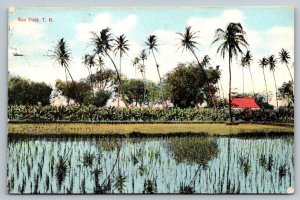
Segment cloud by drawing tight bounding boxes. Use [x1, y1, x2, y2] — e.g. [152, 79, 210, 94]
[75, 13, 137, 42]
[9, 19, 45, 39]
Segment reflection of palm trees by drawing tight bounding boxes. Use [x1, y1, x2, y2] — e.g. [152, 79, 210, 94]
[114, 34, 130, 107]
[168, 137, 219, 192]
[268, 55, 279, 109]
[278, 48, 293, 83]
[145, 35, 165, 105]
[212, 23, 248, 122]
[178, 26, 217, 110]
[259, 57, 269, 103]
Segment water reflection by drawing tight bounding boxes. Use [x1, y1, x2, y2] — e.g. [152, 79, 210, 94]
[7, 136, 294, 194]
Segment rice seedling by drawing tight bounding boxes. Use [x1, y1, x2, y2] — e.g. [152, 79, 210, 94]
[143, 178, 157, 194]
[55, 156, 69, 191]
[82, 151, 95, 167]
[114, 173, 127, 193]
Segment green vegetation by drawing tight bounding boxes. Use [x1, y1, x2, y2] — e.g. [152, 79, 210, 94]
[8, 105, 293, 122]
[8, 76, 52, 105]
[8, 123, 293, 136]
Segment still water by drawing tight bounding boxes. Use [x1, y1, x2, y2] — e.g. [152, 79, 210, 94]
[7, 136, 294, 194]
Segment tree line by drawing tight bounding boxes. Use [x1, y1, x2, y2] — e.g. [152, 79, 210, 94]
[9, 23, 294, 122]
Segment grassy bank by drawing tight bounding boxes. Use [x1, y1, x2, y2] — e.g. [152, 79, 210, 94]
[8, 123, 294, 137]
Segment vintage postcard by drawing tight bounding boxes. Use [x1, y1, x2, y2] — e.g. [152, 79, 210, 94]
[7, 7, 294, 194]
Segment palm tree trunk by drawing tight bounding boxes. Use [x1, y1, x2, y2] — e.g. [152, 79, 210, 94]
[248, 66, 255, 96]
[190, 49, 217, 110]
[64, 67, 70, 106]
[117, 53, 122, 107]
[228, 54, 233, 123]
[242, 67, 244, 97]
[142, 60, 146, 106]
[219, 80, 225, 100]
[262, 68, 268, 103]
[104, 51, 128, 107]
[285, 63, 294, 83]
[272, 71, 279, 109]
[65, 66, 74, 83]
[151, 50, 165, 106]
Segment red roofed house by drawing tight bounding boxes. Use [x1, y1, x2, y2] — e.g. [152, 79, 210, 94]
[231, 97, 260, 110]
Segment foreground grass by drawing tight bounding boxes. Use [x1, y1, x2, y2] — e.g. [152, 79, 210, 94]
[8, 123, 293, 137]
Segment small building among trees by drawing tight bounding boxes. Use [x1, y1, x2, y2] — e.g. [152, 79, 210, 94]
[231, 97, 260, 110]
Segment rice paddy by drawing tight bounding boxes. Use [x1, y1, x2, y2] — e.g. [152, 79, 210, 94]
[7, 135, 294, 194]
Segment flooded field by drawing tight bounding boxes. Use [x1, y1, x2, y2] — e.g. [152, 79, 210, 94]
[7, 136, 294, 194]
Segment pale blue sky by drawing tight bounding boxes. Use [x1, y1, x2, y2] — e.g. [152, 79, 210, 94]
[8, 7, 294, 106]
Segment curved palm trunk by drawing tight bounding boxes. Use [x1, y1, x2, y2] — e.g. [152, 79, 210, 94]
[242, 67, 244, 97]
[64, 67, 70, 106]
[151, 50, 165, 106]
[104, 51, 128, 107]
[219, 80, 225, 100]
[117, 53, 122, 107]
[248, 66, 255, 96]
[190, 49, 217, 110]
[262, 68, 268, 103]
[272, 71, 279, 109]
[285, 63, 294, 83]
[65, 66, 74, 83]
[228, 52, 233, 123]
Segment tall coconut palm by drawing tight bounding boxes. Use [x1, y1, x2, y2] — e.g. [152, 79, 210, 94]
[258, 57, 269, 104]
[145, 35, 165, 105]
[113, 34, 129, 107]
[113, 34, 129, 75]
[50, 38, 74, 105]
[51, 38, 74, 83]
[96, 55, 105, 73]
[132, 57, 140, 78]
[241, 50, 254, 96]
[177, 26, 217, 110]
[212, 23, 248, 122]
[139, 50, 147, 104]
[278, 48, 293, 83]
[83, 54, 96, 78]
[91, 28, 124, 107]
[267, 55, 279, 109]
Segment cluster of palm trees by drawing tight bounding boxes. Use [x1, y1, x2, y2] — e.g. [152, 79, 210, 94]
[258, 49, 294, 109]
[50, 23, 293, 122]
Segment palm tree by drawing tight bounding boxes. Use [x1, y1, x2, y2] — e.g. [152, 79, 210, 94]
[90, 28, 124, 107]
[241, 50, 254, 96]
[267, 55, 279, 109]
[258, 57, 269, 103]
[51, 38, 74, 83]
[278, 48, 293, 83]
[132, 57, 140, 78]
[50, 38, 73, 105]
[212, 23, 248, 122]
[145, 35, 165, 105]
[114, 34, 129, 107]
[96, 55, 105, 73]
[139, 50, 147, 104]
[177, 26, 217, 110]
[83, 54, 95, 77]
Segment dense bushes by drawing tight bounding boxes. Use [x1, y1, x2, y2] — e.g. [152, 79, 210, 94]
[8, 105, 294, 123]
